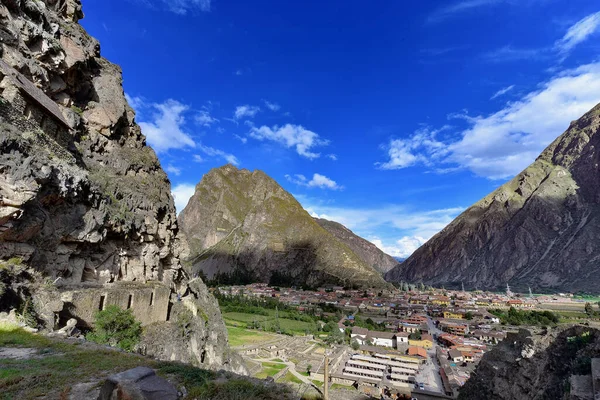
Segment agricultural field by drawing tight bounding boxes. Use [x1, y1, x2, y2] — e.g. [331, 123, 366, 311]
[225, 326, 275, 347]
[222, 311, 318, 336]
[254, 361, 287, 379]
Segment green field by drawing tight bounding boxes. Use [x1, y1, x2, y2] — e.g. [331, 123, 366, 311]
[255, 361, 287, 379]
[223, 311, 317, 335]
[226, 326, 275, 347]
[278, 371, 303, 385]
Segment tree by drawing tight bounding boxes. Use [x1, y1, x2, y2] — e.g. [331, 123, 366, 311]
[351, 340, 360, 351]
[585, 302, 594, 316]
[324, 328, 345, 345]
[87, 305, 142, 351]
[465, 312, 474, 320]
[307, 364, 312, 375]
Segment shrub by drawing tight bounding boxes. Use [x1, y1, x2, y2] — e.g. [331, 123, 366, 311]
[87, 305, 142, 351]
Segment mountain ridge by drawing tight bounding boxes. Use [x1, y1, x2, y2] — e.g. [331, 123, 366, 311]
[179, 164, 389, 289]
[386, 103, 600, 293]
[314, 217, 399, 274]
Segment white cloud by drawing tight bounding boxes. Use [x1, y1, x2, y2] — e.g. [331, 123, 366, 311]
[327, 154, 338, 161]
[234, 105, 261, 119]
[285, 173, 343, 190]
[490, 84, 515, 100]
[371, 237, 428, 259]
[428, 0, 543, 23]
[482, 45, 549, 63]
[125, 93, 146, 112]
[141, 0, 212, 14]
[195, 110, 219, 127]
[166, 164, 182, 176]
[300, 195, 463, 258]
[378, 62, 600, 179]
[234, 134, 248, 144]
[263, 100, 281, 111]
[235, 69, 243, 76]
[137, 99, 196, 153]
[172, 183, 196, 215]
[555, 12, 600, 56]
[198, 144, 240, 166]
[193, 154, 204, 163]
[377, 126, 450, 170]
[249, 123, 329, 159]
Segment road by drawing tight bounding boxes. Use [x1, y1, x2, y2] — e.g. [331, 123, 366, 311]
[415, 316, 444, 393]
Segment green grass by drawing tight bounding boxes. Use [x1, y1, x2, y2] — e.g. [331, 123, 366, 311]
[0, 324, 292, 400]
[331, 383, 356, 390]
[226, 326, 274, 347]
[278, 372, 303, 385]
[223, 312, 317, 335]
[255, 362, 286, 379]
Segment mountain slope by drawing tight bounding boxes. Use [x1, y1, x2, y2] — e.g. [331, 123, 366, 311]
[314, 218, 398, 274]
[386, 103, 600, 292]
[179, 165, 387, 288]
[0, 0, 243, 373]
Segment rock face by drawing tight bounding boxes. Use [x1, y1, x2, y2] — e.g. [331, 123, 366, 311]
[458, 326, 600, 400]
[0, 0, 244, 374]
[178, 165, 388, 288]
[314, 218, 398, 274]
[386, 104, 600, 292]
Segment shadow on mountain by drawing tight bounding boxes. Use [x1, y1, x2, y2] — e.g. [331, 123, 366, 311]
[188, 239, 361, 290]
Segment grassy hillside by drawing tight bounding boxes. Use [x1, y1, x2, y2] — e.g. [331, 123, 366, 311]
[0, 322, 296, 400]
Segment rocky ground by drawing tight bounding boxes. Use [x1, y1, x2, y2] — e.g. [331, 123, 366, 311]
[458, 325, 600, 400]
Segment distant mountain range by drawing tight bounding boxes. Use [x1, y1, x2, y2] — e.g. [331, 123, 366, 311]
[386, 103, 600, 293]
[179, 165, 393, 288]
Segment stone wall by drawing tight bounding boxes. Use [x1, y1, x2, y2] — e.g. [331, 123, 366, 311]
[0, 88, 70, 150]
[60, 282, 171, 327]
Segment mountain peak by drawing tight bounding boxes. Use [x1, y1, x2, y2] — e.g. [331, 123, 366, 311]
[385, 102, 600, 293]
[179, 166, 387, 288]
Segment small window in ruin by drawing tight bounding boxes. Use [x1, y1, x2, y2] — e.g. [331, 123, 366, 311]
[150, 291, 154, 307]
[99, 295, 106, 311]
[127, 294, 133, 309]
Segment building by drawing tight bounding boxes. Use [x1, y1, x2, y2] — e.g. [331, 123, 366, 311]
[396, 332, 409, 345]
[408, 333, 433, 349]
[439, 321, 469, 336]
[407, 346, 427, 358]
[369, 331, 396, 348]
[448, 349, 464, 363]
[351, 326, 369, 344]
[471, 330, 506, 344]
[443, 310, 465, 320]
[0, 58, 71, 146]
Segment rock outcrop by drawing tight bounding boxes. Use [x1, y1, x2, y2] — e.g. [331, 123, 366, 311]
[0, 0, 244, 374]
[178, 165, 388, 288]
[458, 326, 600, 400]
[314, 218, 398, 274]
[386, 104, 600, 292]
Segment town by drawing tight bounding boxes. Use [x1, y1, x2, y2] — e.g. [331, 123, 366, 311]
[214, 282, 598, 399]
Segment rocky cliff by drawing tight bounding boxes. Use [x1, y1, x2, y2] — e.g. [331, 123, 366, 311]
[386, 104, 600, 292]
[458, 326, 600, 400]
[314, 218, 398, 274]
[178, 165, 388, 288]
[0, 0, 244, 374]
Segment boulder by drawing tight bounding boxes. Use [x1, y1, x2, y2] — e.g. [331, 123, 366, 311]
[97, 367, 178, 400]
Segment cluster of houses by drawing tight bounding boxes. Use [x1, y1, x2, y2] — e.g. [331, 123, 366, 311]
[218, 283, 565, 397]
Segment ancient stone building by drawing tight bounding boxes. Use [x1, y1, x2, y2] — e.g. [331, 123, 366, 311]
[0, 58, 71, 146]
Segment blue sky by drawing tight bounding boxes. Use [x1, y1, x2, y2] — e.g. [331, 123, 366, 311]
[81, 0, 600, 258]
